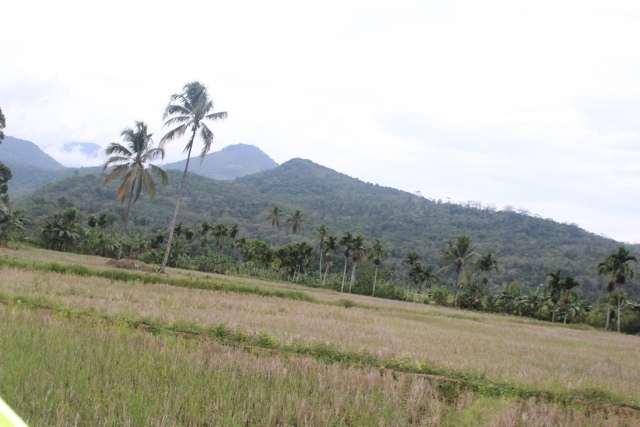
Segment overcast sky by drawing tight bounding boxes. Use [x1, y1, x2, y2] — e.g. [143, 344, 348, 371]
[2, 0, 639, 243]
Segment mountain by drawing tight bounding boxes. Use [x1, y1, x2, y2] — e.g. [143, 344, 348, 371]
[15, 158, 637, 298]
[0, 138, 277, 195]
[162, 144, 278, 180]
[0, 136, 65, 170]
[0, 136, 81, 195]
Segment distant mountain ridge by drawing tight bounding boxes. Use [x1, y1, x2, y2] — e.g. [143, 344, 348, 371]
[0, 136, 65, 170]
[162, 144, 278, 180]
[0, 137, 278, 194]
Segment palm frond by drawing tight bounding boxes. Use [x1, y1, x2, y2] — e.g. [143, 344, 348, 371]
[140, 171, 157, 199]
[148, 164, 169, 188]
[163, 115, 192, 128]
[160, 124, 189, 146]
[205, 111, 228, 121]
[141, 147, 165, 163]
[199, 125, 214, 161]
[102, 164, 129, 186]
[104, 143, 132, 158]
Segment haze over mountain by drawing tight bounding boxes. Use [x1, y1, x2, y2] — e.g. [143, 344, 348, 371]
[162, 144, 278, 180]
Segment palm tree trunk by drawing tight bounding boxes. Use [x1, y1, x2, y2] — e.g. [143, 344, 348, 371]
[319, 251, 323, 281]
[117, 183, 136, 260]
[159, 132, 196, 273]
[605, 295, 611, 330]
[452, 268, 461, 306]
[617, 284, 622, 333]
[372, 266, 379, 297]
[349, 262, 357, 293]
[341, 258, 348, 292]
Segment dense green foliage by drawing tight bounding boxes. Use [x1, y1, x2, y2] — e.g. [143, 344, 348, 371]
[14, 158, 639, 300]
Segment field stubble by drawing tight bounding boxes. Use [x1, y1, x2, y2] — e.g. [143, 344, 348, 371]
[1, 263, 639, 409]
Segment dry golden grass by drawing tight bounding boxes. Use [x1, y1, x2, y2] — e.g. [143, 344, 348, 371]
[4, 306, 638, 426]
[2, 261, 640, 408]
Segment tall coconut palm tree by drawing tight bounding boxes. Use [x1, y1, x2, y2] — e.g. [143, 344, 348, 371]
[159, 81, 227, 273]
[286, 209, 305, 242]
[315, 224, 328, 280]
[102, 121, 168, 260]
[368, 238, 388, 297]
[339, 231, 354, 292]
[267, 206, 283, 247]
[597, 246, 637, 332]
[437, 235, 478, 306]
[348, 234, 366, 293]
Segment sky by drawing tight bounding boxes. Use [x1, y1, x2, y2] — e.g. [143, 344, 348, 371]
[1, 0, 639, 243]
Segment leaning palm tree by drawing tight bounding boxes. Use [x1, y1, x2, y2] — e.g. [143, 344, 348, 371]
[159, 81, 227, 273]
[286, 209, 305, 242]
[102, 121, 168, 260]
[368, 238, 388, 297]
[597, 246, 637, 332]
[437, 235, 478, 306]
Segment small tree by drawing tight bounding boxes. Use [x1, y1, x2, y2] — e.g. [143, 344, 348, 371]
[597, 247, 637, 332]
[438, 235, 478, 306]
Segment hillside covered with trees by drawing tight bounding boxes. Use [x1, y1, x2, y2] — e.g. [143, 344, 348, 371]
[12, 157, 636, 299]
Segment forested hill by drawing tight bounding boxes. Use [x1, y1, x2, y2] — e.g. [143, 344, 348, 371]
[236, 158, 626, 294]
[15, 157, 634, 296]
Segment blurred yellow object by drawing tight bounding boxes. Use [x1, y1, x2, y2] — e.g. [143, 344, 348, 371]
[0, 397, 28, 427]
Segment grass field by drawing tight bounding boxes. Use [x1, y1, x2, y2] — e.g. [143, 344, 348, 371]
[1, 245, 640, 426]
